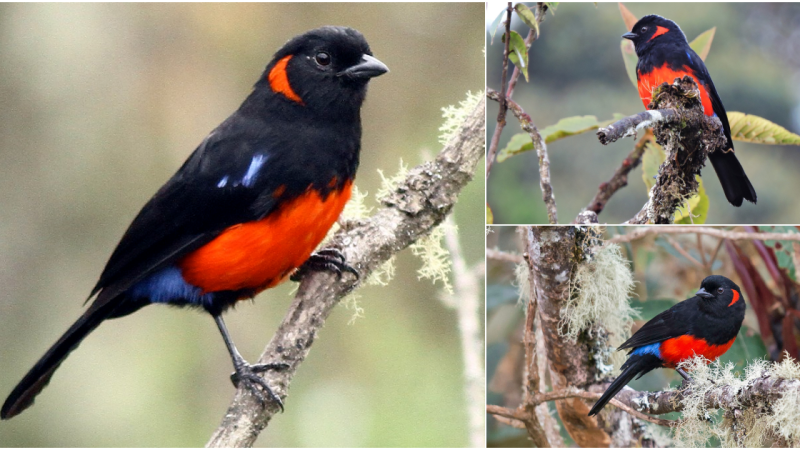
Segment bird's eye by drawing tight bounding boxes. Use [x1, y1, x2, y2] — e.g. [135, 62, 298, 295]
[315, 52, 331, 66]
[641, 26, 648, 33]
[717, 287, 724, 294]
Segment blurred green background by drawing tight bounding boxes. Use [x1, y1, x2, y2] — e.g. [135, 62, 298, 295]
[487, 3, 800, 224]
[0, 3, 485, 447]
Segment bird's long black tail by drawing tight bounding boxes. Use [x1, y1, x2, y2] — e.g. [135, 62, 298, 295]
[588, 354, 661, 417]
[1, 300, 118, 419]
[708, 150, 757, 207]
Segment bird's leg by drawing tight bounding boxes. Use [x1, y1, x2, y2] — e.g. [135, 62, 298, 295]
[291, 248, 359, 282]
[213, 314, 289, 411]
[676, 367, 693, 388]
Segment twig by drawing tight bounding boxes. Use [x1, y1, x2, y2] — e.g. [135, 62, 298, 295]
[206, 97, 486, 448]
[486, 248, 524, 264]
[486, 90, 558, 223]
[487, 404, 524, 421]
[486, 3, 513, 181]
[608, 226, 800, 244]
[707, 237, 725, 270]
[663, 234, 704, 268]
[442, 218, 485, 448]
[596, 109, 678, 144]
[535, 390, 676, 428]
[697, 233, 708, 268]
[580, 130, 650, 220]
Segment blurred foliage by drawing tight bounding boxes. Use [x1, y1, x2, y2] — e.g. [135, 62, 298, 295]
[0, 3, 484, 447]
[486, 225, 799, 447]
[487, 3, 800, 224]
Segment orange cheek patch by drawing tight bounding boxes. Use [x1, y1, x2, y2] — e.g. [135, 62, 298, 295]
[179, 182, 352, 294]
[728, 289, 740, 307]
[268, 55, 304, 104]
[648, 25, 670, 41]
[659, 335, 736, 368]
[638, 63, 713, 117]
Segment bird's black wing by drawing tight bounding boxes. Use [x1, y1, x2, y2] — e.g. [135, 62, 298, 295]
[617, 298, 695, 350]
[88, 117, 286, 306]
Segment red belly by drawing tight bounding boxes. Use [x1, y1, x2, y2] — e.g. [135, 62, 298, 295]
[659, 335, 735, 368]
[638, 63, 714, 117]
[179, 182, 352, 294]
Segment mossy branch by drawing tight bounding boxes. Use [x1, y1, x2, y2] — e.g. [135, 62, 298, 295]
[206, 97, 485, 448]
[596, 76, 727, 224]
[611, 371, 800, 417]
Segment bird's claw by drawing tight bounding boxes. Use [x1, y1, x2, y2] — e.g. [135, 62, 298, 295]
[230, 361, 289, 412]
[291, 249, 359, 282]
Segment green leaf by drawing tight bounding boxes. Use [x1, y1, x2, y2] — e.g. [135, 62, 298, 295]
[728, 112, 800, 145]
[641, 139, 665, 191]
[496, 133, 533, 162]
[620, 39, 638, 88]
[504, 31, 529, 82]
[674, 176, 710, 224]
[514, 3, 539, 39]
[488, 8, 506, 45]
[545, 2, 558, 14]
[497, 115, 621, 162]
[688, 27, 715, 61]
[759, 226, 800, 281]
[618, 3, 638, 31]
[540, 115, 607, 143]
[486, 204, 494, 224]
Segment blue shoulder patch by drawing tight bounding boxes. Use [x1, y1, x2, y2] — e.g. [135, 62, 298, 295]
[686, 50, 692, 63]
[128, 265, 214, 308]
[242, 154, 268, 187]
[631, 342, 662, 359]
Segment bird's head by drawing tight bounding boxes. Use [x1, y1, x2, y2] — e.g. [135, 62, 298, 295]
[696, 275, 745, 314]
[622, 15, 686, 56]
[255, 26, 388, 118]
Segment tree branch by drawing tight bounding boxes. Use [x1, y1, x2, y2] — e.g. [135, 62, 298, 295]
[206, 97, 485, 448]
[486, 248, 524, 264]
[486, 3, 513, 181]
[608, 226, 800, 244]
[596, 109, 678, 145]
[487, 90, 557, 223]
[442, 219, 485, 448]
[612, 371, 800, 417]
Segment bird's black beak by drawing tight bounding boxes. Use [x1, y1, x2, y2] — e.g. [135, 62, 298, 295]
[695, 287, 714, 300]
[339, 54, 389, 80]
[622, 31, 637, 41]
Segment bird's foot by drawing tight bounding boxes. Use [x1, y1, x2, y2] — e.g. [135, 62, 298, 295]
[291, 249, 359, 282]
[230, 361, 289, 412]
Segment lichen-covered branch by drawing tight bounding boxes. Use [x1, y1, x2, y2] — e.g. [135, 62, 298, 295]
[611, 372, 800, 417]
[487, 90, 558, 223]
[206, 97, 485, 448]
[596, 109, 678, 145]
